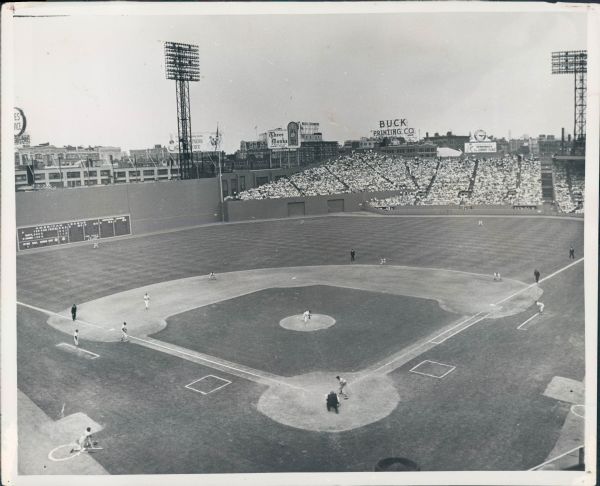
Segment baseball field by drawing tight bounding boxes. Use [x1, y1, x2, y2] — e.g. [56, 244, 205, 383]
[16, 214, 585, 474]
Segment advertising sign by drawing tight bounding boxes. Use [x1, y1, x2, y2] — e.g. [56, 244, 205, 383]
[371, 118, 416, 140]
[14, 107, 27, 137]
[464, 142, 497, 153]
[266, 129, 288, 149]
[287, 122, 300, 148]
[266, 123, 301, 149]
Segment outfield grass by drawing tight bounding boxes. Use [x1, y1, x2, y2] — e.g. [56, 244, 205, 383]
[16, 215, 585, 473]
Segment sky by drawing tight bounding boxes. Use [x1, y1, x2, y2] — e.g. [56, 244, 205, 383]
[13, 8, 588, 153]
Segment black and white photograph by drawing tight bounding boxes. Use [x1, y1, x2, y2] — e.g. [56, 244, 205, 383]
[1, 2, 598, 485]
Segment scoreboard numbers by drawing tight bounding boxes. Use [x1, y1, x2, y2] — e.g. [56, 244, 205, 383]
[17, 215, 131, 251]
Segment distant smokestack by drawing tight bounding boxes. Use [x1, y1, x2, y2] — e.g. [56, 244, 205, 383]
[561, 127, 565, 155]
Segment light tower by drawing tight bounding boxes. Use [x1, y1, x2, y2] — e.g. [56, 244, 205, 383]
[551, 50, 587, 155]
[164, 41, 200, 179]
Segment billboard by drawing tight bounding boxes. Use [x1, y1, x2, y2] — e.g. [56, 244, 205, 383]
[464, 129, 496, 153]
[464, 142, 497, 153]
[266, 125, 300, 149]
[14, 107, 27, 137]
[287, 122, 299, 148]
[371, 118, 417, 141]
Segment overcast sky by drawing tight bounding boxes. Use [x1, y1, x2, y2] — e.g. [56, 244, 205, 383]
[13, 9, 587, 153]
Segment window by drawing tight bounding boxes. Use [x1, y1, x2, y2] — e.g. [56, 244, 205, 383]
[143, 170, 155, 176]
[48, 172, 62, 180]
[100, 170, 111, 177]
[15, 174, 27, 182]
[158, 169, 168, 175]
[256, 176, 269, 186]
[88, 180, 97, 185]
[239, 176, 246, 191]
[88, 171, 97, 177]
[35, 173, 46, 181]
[231, 178, 238, 195]
[222, 180, 228, 197]
[116, 171, 126, 178]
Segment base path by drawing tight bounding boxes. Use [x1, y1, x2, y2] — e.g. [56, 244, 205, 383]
[37, 265, 545, 433]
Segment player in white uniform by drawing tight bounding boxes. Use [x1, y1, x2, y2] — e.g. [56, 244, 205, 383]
[144, 292, 150, 310]
[73, 329, 79, 347]
[536, 301, 545, 314]
[336, 375, 348, 399]
[121, 322, 129, 342]
[71, 427, 94, 453]
[303, 310, 310, 324]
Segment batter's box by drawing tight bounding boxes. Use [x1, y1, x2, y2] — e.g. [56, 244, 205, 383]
[409, 360, 455, 379]
[185, 375, 231, 395]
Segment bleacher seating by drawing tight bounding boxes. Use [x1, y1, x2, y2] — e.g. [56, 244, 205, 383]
[236, 152, 577, 212]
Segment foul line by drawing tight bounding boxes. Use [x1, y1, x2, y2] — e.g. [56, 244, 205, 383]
[17, 301, 113, 333]
[130, 335, 298, 389]
[428, 312, 489, 345]
[516, 313, 539, 330]
[56, 342, 100, 359]
[528, 444, 584, 471]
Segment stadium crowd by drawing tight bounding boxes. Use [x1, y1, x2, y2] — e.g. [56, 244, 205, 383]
[236, 151, 555, 210]
[553, 161, 584, 213]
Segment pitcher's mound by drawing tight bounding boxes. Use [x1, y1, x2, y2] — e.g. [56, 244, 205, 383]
[279, 314, 336, 332]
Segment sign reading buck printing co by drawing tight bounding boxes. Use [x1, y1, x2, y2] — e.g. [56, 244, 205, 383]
[371, 118, 416, 139]
[14, 107, 27, 138]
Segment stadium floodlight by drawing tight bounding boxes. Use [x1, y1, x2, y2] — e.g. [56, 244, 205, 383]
[164, 42, 200, 179]
[551, 50, 587, 155]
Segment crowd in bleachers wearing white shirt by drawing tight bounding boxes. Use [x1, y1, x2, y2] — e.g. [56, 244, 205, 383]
[327, 157, 396, 192]
[237, 152, 549, 210]
[238, 176, 300, 200]
[370, 156, 543, 209]
[406, 158, 437, 190]
[238, 152, 426, 200]
[290, 166, 347, 196]
[470, 157, 518, 205]
[420, 159, 475, 205]
[553, 161, 585, 214]
[514, 159, 542, 206]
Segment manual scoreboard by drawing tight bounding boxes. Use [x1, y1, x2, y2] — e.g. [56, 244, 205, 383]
[17, 215, 131, 251]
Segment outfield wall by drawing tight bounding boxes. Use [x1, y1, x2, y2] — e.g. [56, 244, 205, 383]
[16, 179, 221, 234]
[225, 193, 584, 222]
[224, 190, 404, 221]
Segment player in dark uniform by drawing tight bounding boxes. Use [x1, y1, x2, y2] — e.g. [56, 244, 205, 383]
[326, 391, 340, 413]
[569, 246, 575, 259]
[534, 269, 540, 284]
[350, 249, 356, 262]
[71, 304, 77, 321]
